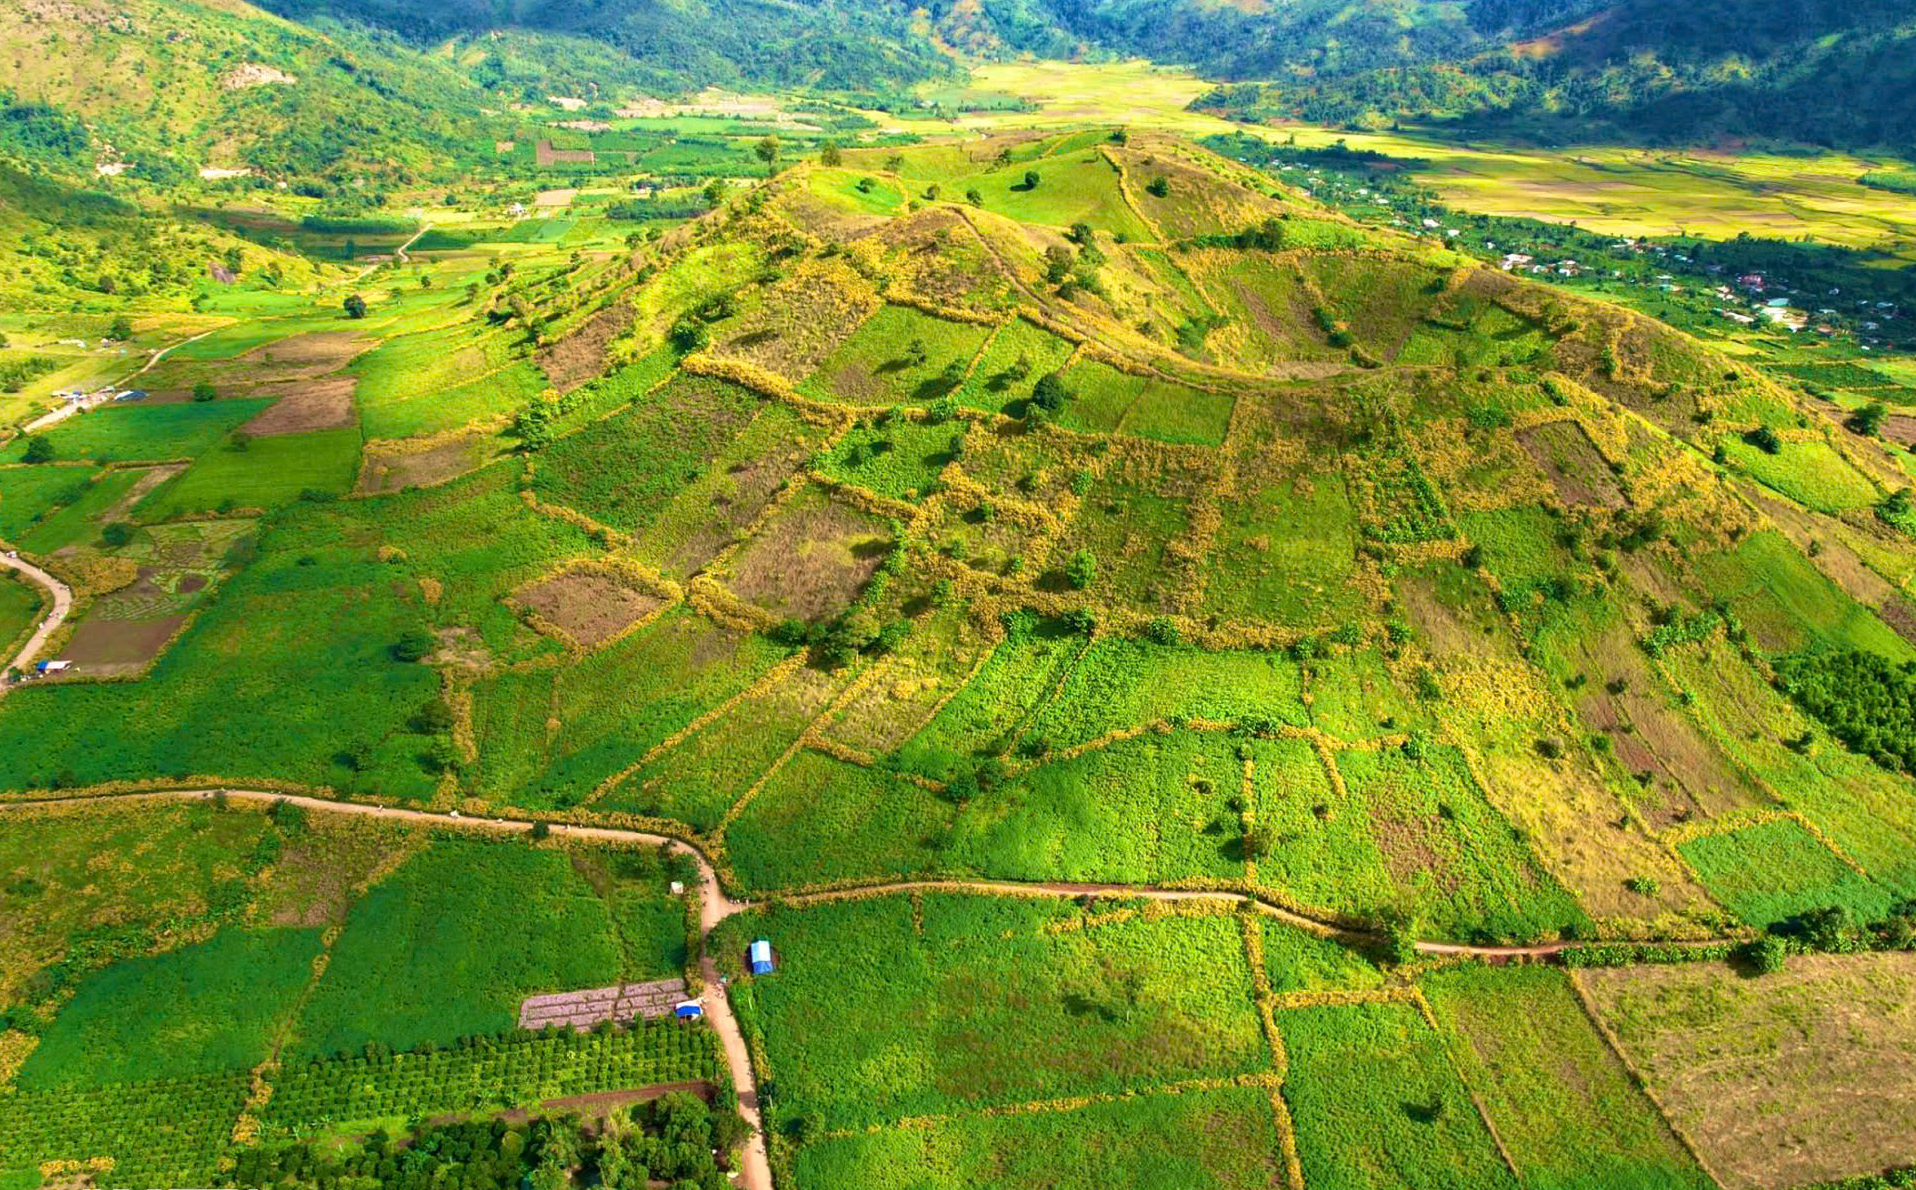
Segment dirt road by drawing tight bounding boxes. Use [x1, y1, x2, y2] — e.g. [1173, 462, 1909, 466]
[0, 784, 1740, 1189]
[0, 552, 72, 680]
[22, 328, 224, 434]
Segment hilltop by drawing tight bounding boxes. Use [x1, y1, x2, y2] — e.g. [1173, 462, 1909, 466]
[4, 123, 1916, 1188]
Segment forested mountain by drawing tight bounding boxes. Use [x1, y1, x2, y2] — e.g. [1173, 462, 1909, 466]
[1196, 0, 1916, 149]
[255, 0, 955, 91]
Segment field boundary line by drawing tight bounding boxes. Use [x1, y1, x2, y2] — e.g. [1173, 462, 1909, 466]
[716, 658, 884, 835]
[1657, 806, 1872, 878]
[1564, 969, 1728, 1189]
[583, 652, 809, 808]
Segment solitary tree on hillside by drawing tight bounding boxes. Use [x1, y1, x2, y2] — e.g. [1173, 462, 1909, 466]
[754, 135, 780, 176]
[1022, 169, 1040, 191]
[820, 140, 842, 166]
[21, 436, 53, 464]
[193, 381, 218, 402]
[343, 293, 367, 319]
[108, 315, 133, 340]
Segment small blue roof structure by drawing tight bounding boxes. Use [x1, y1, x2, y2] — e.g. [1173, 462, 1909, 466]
[674, 1001, 704, 1019]
[749, 939, 775, 976]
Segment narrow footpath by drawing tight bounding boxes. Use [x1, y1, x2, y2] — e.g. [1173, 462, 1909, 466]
[0, 783, 1743, 1190]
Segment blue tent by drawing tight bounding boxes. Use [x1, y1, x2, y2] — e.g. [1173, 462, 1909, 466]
[749, 939, 775, 976]
[674, 1001, 704, 1019]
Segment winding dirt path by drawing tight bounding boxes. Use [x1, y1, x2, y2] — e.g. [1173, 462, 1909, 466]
[0, 783, 1742, 1188]
[0, 552, 73, 680]
[21, 328, 225, 434]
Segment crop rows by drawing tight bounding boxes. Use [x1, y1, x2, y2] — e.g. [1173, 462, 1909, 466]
[0, 1071, 249, 1188]
[265, 1022, 723, 1128]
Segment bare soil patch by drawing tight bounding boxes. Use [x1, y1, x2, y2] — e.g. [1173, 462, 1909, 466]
[1880, 414, 1916, 449]
[358, 430, 498, 494]
[242, 331, 367, 379]
[535, 140, 595, 166]
[1517, 420, 1627, 509]
[241, 375, 358, 436]
[63, 614, 183, 673]
[1579, 952, 1916, 1190]
[538, 301, 634, 393]
[726, 495, 890, 622]
[514, 570, 665, 646]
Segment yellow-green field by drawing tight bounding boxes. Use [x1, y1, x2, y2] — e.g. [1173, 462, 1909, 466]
[898, 60, 1916, 259]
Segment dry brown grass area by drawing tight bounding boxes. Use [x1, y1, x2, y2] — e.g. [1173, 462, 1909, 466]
[1517, 420, 1628, 509]
[538, 301, 635, 393]
[357, 429, 502, 494]
[713, 257, 880, 380]
[724, 490, 891, 622]
[514, 570, 665, 647]
[1580, 953, 1916, 1190]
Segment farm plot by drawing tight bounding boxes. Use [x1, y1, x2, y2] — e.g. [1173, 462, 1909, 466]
[953, 317, 1077, 413]
[532, 374, 762, 535]
[716, 893, 1270, 1130]
[356, 426, 504, 494]
[945, 732, 1258, 885]
[0, 800, 287, 1006]
[467, 607, 789, 808]
[818, 416, 963, 501]
[719, 486, 894, 623]
[1117, 378, 1235, 446]
[287, 837, 633, 1060]
[0, 1070, 249, 1189]
[60, 519, 256, 677]
[797, 305, 994, 407]
[895, 614, 1089, 765]
[264, 1021, 724, 1136]
[963, 151, 1156, 240]
[1660, 646, 1916, 892]
[630, 402, 828, 579]
[14, 927, 323, 1090]
[516, 977, 691, 1031]
[1516, 419, 1627, 509]
[352, 324, 544, 440]
[1677, 817, 1894, 928]
[1279, 1001, 1517, 1190]
[1424, 964, 1710, 1190]
[1056, 358, 1145, 434]
[4, 400, 273, 463]
[1697, 530, 1915, 661]
[134, 426, 360, 518]
[794, 1087, 1289, 1190]
[607, 661, 842, 831]
[0, 569, 41, 654]
[710, 255, 882, 381]
[1184, 252, 1345, 367]
[1299, 257, 1447, 359]
[1335, 745, 1589, 942]
[0, 465, 590, 799]
[1246, 736, 1401, 920]
[1200, 472, 1363, 627]
[0, 464, 102, 545]
[1580, 953, 1916, 1190]
[725, 750, 952, 892]
[1017, 640, 1306, 753]
[1048, 476, 1191, 608]
[512, 565, 665, 647]
[1718, 438, 1879, 514]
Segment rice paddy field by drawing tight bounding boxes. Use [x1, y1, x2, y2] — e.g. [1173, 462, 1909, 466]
[4, 110, 1916, 1190]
